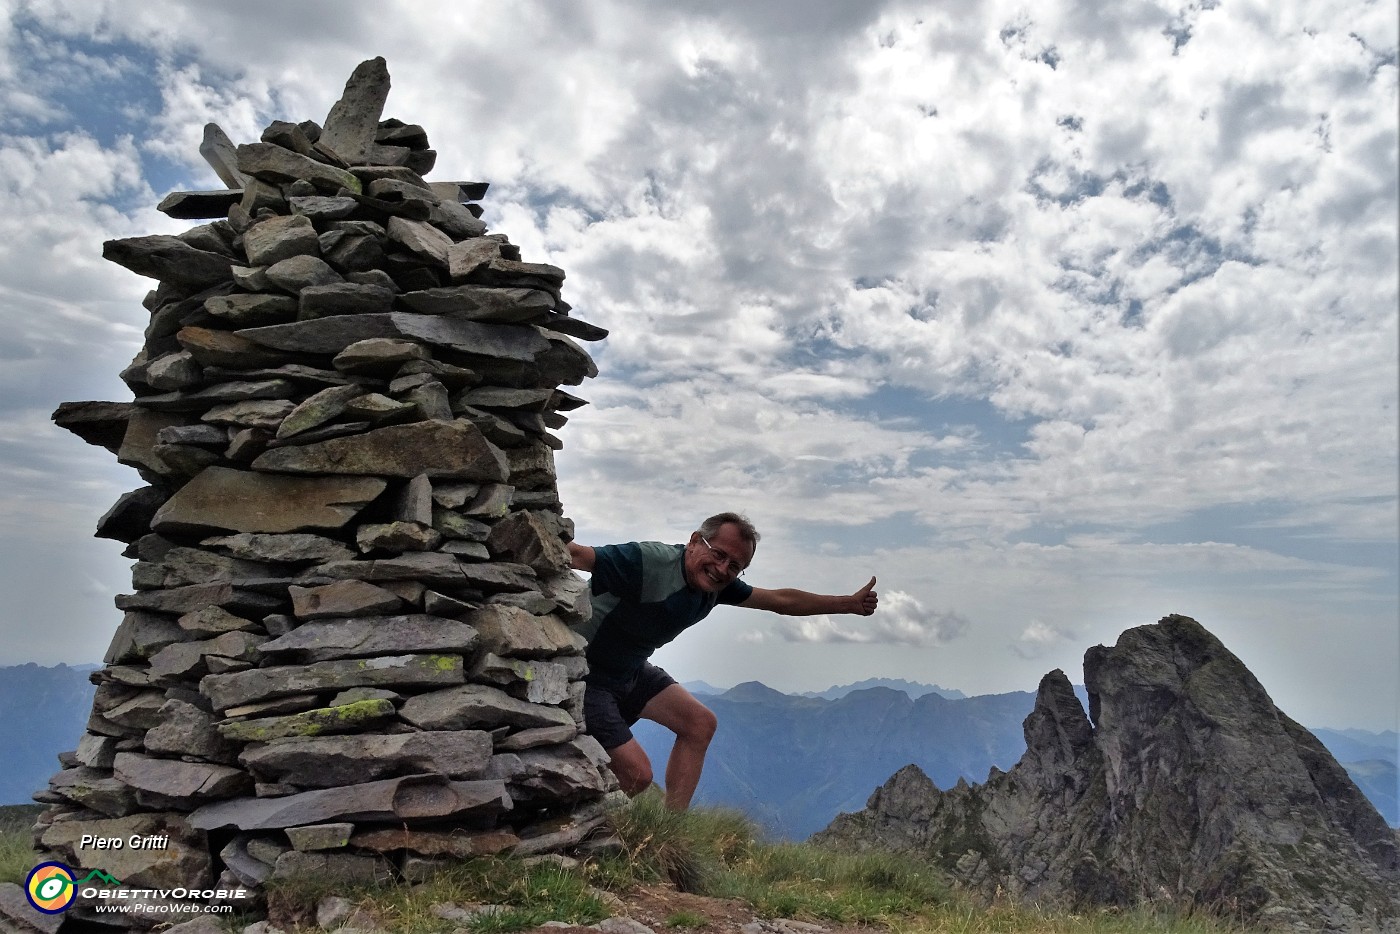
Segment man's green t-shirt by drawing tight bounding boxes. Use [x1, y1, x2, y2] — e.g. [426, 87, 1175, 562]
[583, 541, 753, 690]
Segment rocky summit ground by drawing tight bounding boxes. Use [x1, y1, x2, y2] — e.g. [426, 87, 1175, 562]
[257, 884, 881, 934]
[532, 885, 876, 934]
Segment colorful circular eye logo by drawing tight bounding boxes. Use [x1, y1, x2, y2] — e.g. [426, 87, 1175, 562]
[25, 862, 77, 914]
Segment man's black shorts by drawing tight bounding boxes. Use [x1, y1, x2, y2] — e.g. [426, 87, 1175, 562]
[583, 662, 677, 751]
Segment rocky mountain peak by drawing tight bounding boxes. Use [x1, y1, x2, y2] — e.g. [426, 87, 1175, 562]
[721, 680, 794, 703]
[815, 614, 1400, 933]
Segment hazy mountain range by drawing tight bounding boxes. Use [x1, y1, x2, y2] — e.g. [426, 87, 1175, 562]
[0, 663, 100, 806]
[791, 677, 967, 701]
[655, 679, 1397, 839]
[3, 664, 1394, 839]
[684, 677, 967, 701]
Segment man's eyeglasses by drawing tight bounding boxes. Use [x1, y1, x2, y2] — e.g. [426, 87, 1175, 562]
[699, 536, 747, 578]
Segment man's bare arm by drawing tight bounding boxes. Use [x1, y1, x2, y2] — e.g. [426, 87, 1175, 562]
[568, 542, 595, 572]
[740, 576, 877, 616]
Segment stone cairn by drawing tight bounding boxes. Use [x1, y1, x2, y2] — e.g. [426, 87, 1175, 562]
[34, 58, 618, 926]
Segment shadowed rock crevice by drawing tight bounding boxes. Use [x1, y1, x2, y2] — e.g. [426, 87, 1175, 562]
[815, 615, 1400, 933]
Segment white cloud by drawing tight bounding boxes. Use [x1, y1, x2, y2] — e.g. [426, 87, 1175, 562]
[0, 0, 1392, 730]
[142, 61, 281, 180]
[753, 590, 969, 647]
[1012, 618, 1078, 660]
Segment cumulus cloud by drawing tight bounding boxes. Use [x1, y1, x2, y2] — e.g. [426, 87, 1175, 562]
[1012, 619, 1078, 659]
[755, 591, 970, 647]
[0, 0, 1393, 730]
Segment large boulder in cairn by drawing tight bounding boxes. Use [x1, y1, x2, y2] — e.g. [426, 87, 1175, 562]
[814, 615, 1400, 933]
[151, 466, 387, 535]
[319, 56, 391, 164]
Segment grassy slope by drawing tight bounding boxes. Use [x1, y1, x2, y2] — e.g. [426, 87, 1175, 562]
[0, 799, 1250, 934]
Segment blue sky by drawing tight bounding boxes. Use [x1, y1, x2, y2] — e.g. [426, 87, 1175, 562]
[0, 0, 1395, 733]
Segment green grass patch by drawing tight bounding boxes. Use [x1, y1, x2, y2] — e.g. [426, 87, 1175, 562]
[590, 792, 1247, 934]
[664, 909, 708, 928]
[0, 806, 43, 887]
[595, 789, 754, 893]
[891, 900, 1253, 933]
[0, 826, 37, 886]
[0, 805, 43, 834]
[267, 856, 612, 934]
[598, 791, 944, 925]
[711, 842, 948, 924]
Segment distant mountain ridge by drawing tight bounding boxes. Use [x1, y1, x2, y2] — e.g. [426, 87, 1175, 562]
[684, 676, 967, 700]
[638, 683, 1036, 839]
[3, 663, 1395, 835]
[798, 677, 967, 701]
[1311, 726, 1400, 763]
[680, 680, 729, 696]
[0, 663, 98, 806]
[649, 678, 1398, 839]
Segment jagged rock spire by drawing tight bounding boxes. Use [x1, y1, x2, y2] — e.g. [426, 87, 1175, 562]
[816, 615, 1400, 933]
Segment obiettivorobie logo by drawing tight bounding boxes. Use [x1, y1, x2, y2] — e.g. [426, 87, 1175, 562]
[23, 860, 248, 919]
[25, 862, 122, 914]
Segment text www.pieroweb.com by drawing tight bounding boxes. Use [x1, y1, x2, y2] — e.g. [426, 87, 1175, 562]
[85, 887, 244, 915]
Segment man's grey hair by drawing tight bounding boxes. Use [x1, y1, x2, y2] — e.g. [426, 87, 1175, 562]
[698, 512, 760, 548]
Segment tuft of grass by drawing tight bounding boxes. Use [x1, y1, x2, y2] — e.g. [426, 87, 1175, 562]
[664, 909, 708, 928]
[0, 806, 44, 835]
[267, 856, 612, 934]
[598, 790, 944, 924]
[596, 788, 755, 893]
[0, 826, 37, 886]
[711, 841, 949, 924]
[888, 899, 1254, 933]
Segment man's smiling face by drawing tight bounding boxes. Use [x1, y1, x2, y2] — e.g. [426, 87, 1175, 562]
[684, 522, 755, 593]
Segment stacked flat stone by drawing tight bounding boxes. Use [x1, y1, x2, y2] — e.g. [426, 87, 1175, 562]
[35, 58, 616, 925]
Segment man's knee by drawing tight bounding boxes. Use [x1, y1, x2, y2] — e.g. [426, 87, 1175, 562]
[639, 684, 719, 747]
[678, 702, 718, 745]
[607, 742, 654, 794]
[614, 764, 653, 795]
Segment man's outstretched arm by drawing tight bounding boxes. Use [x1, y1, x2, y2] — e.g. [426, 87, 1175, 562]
[568, 542, 595, 572]
[740, 576, 878, 616]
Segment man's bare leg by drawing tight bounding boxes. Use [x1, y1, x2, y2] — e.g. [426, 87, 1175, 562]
[637, 683, 718, 810]
[603, 738, 654, 796]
